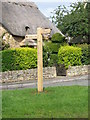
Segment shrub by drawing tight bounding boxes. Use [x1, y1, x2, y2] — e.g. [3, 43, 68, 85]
[1, 48, 37, 72]
[50, 54, 58, 66]
[43, 33, 67, 67]
[44, 41, 60, 53]
[76, 43, 90, 65]
[43, 43, 52, 67]
[58, 46, 82, 69]
[43, 41, 59, 67]
[43, 53, 58, 67]
[51, 33, 65, 43]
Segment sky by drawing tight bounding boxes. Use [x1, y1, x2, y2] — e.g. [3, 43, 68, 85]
[31, 0, 83, 18]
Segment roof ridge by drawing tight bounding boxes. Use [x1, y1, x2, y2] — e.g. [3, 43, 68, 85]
[0, 0, 38, 8]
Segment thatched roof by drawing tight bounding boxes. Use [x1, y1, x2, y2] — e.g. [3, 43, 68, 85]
[0, 0, 64, 37]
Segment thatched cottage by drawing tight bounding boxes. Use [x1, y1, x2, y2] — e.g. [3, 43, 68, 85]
[0, 0, 64, 48]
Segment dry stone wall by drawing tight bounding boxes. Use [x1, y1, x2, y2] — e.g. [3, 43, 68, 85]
[0, 67, 56, 83]
[0, 65, 89, 83]
[67, 65, 90, 76]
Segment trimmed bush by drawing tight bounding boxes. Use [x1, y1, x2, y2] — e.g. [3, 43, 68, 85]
[43, 41, 59, 67]
[58, 46, 82, 69]
[51, 33, 65, 43]
[76, 44, 90, 65]
[43, 53, 58, 67]
[50, 54, 58, 66]
[44, 41, 60, 53]
[1, 48, 37, 72]
[43, 43, 52, 67]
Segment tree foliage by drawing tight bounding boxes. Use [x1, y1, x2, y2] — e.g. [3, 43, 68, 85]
[51, 33, 65, 43]
[51, 2, 89, 40]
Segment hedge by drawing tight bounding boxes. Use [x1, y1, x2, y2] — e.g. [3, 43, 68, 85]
[43, 41, 59, 67]
[1, 48, 37, 72]
[50, 54, 58, 66]
[43, 53, 58, 67]
[44, 41, 60, 53]
[76, 43, 90, 65]
[58, 46, 82, 69]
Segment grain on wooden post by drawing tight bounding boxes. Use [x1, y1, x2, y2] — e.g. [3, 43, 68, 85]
[37, 27, 43, 92]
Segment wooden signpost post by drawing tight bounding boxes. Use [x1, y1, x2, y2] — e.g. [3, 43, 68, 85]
[37, 28, 51, 92]
[25, 27, 51, 92]
[37, 28, 43, 92]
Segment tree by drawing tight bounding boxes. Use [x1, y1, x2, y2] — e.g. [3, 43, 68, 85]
[51, 2, 89, 41]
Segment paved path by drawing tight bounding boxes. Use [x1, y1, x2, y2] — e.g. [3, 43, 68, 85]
[0, 74, 89, 90]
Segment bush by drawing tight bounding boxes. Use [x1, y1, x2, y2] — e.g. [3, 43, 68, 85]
[43, 41, 59, 67]
[1, 48, 37, 72]
[58, 46, 82, 69]
[43, 33, 67, 67]
[43, 53, 58, 67]
[44, 41, 60, 53]
[43, 43, 52, 67]
[51, 33, 65, 43]
[50, 54, 58, 66]
[76, 43, 90, 65]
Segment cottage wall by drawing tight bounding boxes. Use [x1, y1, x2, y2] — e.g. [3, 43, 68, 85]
[0, 25, 24, 48]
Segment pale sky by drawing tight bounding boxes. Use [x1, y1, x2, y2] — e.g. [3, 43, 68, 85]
[31, 0, 83, 18]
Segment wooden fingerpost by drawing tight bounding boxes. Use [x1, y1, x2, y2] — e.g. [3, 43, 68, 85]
[25, 27, 51, 92]
[37, 28, 43, 92]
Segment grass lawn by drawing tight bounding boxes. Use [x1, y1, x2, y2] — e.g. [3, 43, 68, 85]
[2, 86, 88, 118]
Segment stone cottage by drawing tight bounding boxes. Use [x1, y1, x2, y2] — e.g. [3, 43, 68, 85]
[0, 0, 64, 49]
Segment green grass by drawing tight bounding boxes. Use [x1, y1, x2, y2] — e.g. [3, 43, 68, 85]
[2, 86, 88, 118]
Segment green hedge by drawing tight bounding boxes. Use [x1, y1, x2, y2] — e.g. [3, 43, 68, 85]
[76, 44, 90, 65]
[1, 48, 37, 72]
[44, 41, 60, 53]
[43, 53, 58, 67]
[58, 46, 82, 69]
[50, 54, 58, 66]
[43, 41, 59, 67]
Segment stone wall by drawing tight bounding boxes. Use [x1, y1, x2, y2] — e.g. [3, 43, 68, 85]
[0, 65, 89, 83]
[0, 67, 56, 83]
[66, 65, 90, 76]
